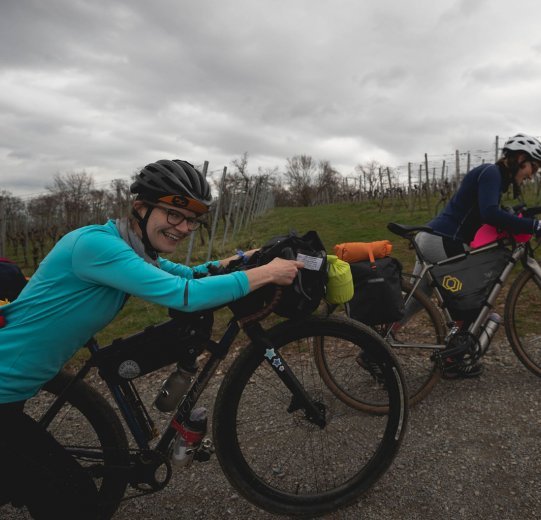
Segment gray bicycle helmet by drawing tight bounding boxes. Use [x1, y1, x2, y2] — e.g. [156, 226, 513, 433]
[502, 134, 541, 161]
[131, 159, 212, 215]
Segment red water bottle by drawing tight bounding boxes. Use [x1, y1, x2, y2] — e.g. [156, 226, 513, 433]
[171, 407, 207, 466]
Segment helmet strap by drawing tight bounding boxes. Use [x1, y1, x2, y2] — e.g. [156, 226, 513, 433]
[131, 207, 158, 260]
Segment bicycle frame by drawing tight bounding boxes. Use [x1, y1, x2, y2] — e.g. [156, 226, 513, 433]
[38, 310, 328, 488]
[400, 233, 540, 349]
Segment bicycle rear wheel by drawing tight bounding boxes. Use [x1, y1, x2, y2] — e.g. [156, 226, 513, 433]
[213, 316, 407, 517]
[322, 279, 444, 414]
[505, 269, 541, 377]
[25, 370, 130, 519]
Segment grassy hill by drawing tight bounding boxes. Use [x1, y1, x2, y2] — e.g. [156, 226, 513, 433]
[11, 184, 538, 354]
[95, 198, 435, 346]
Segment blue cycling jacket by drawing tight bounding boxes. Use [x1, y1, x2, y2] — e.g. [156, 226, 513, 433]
[0, 220, 249, 403]
[428, 164, 536, 243]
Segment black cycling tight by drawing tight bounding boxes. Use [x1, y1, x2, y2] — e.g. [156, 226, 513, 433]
[0, 401, 98, 520]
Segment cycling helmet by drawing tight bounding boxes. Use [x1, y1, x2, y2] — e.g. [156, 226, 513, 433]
[131, 160, 212, 215]
[502, 134, 541, 162]
[130, 160, 211, 259]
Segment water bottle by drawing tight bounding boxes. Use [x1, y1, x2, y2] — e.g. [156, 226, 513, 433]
[171, 407, 208, 466]
[477, 313, 501, 354]
[154, 363, 196, 412]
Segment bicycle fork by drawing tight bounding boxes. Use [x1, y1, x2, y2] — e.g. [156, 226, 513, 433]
[243, 322, 327, 428]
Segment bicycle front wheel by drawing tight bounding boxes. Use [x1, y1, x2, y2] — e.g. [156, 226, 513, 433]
[505, 269, 541, 377]
[383, 279, 445, 407]
[213, 316, 407, 517]
[25, 370, 130, 519]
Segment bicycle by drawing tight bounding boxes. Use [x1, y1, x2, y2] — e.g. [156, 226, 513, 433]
[319, 205, 541, 415]
[18, 285, 408, 519]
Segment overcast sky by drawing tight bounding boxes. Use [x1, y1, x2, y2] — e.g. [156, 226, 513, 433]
[2, 0, 541, 198]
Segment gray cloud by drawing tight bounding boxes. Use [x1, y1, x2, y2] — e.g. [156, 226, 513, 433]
[2, 0, 541, 196]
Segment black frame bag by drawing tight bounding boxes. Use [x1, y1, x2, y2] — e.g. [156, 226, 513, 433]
[348, 256, 404, 325]
[430, 246, 510, 321]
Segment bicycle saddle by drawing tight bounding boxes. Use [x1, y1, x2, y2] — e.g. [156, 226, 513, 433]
[387, 222, 433, 237]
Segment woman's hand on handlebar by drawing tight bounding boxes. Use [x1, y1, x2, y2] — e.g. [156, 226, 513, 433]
[245, 257, 304, 292]
[219, 249, 259, 268]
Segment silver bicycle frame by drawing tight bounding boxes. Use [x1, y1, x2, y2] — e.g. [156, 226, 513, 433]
[399, 239, 540, 350]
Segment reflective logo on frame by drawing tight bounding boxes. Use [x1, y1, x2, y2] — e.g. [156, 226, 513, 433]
[442, 275, 462, 293]
[118, 360, 141, 379]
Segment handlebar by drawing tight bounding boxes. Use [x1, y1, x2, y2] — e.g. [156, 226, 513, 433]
[522, 206, 541, 218]
[204, 261, 284, 325]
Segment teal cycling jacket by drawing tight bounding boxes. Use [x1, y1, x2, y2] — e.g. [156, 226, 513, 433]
[0, 220, 249, 403]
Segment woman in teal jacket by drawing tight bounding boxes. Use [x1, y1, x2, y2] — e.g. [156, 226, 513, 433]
[0, 159, 302, 519]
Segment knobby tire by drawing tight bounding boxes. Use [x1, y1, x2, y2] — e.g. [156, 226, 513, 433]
[505, 269, 541, 377]
[213, 316, 407, 517]
[27, 370, 130, 519]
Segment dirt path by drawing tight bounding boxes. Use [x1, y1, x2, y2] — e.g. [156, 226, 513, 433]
[3, 340, 540, 520]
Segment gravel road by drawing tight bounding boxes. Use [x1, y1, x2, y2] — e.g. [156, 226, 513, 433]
[3, 333, 540, 520]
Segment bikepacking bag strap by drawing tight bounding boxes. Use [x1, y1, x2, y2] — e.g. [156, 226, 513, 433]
[333, 240, 393, 264]
[347, 253, 404, 326]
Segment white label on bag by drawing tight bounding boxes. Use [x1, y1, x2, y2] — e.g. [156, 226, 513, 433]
[296, 253, 323, 271]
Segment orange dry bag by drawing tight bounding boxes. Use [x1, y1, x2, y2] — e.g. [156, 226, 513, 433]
[333, 240, 392, 263]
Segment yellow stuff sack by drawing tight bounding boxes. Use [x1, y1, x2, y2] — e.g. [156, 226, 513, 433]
[333, 240, 392, 263]
[325, 255, 354, 304]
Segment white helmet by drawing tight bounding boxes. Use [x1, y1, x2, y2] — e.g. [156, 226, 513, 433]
[502, 133, 541, 161]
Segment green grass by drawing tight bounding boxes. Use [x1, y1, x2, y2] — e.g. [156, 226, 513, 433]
[9, 185, 541, 362]
[91, 197, 432, 349]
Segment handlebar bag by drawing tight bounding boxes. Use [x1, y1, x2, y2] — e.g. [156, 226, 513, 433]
[235, 230, 328, 319]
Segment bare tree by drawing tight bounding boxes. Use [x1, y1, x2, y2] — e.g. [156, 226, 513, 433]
[285, 155, 317, 206]
[110, 178, 131, 218]
[27, 193, 62, 229]
[355, 161, 380, 198]
[231, 152, 250, 192]
[89, 189, 114, 223]
[315, 161, 340, 203]
[47, 172, 94, 230]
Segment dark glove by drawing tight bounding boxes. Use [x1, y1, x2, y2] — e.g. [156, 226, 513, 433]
[534, 219, 541, 238]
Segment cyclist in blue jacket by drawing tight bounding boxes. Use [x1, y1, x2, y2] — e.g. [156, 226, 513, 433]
[411, 133, 541, 378]
[0, 159, 303, 519]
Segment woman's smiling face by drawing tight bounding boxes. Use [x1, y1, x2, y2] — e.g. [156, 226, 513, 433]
[133, 201, 195, 254]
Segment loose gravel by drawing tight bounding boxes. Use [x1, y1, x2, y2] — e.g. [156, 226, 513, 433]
[3, 331, 540, 520]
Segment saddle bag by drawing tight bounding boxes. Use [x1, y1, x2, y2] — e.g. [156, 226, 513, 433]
[348, 256, 404, 325]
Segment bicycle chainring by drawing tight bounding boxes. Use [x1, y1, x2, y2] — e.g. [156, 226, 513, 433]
[129, 450, 172, 492]
[436, 331, 481, 368]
